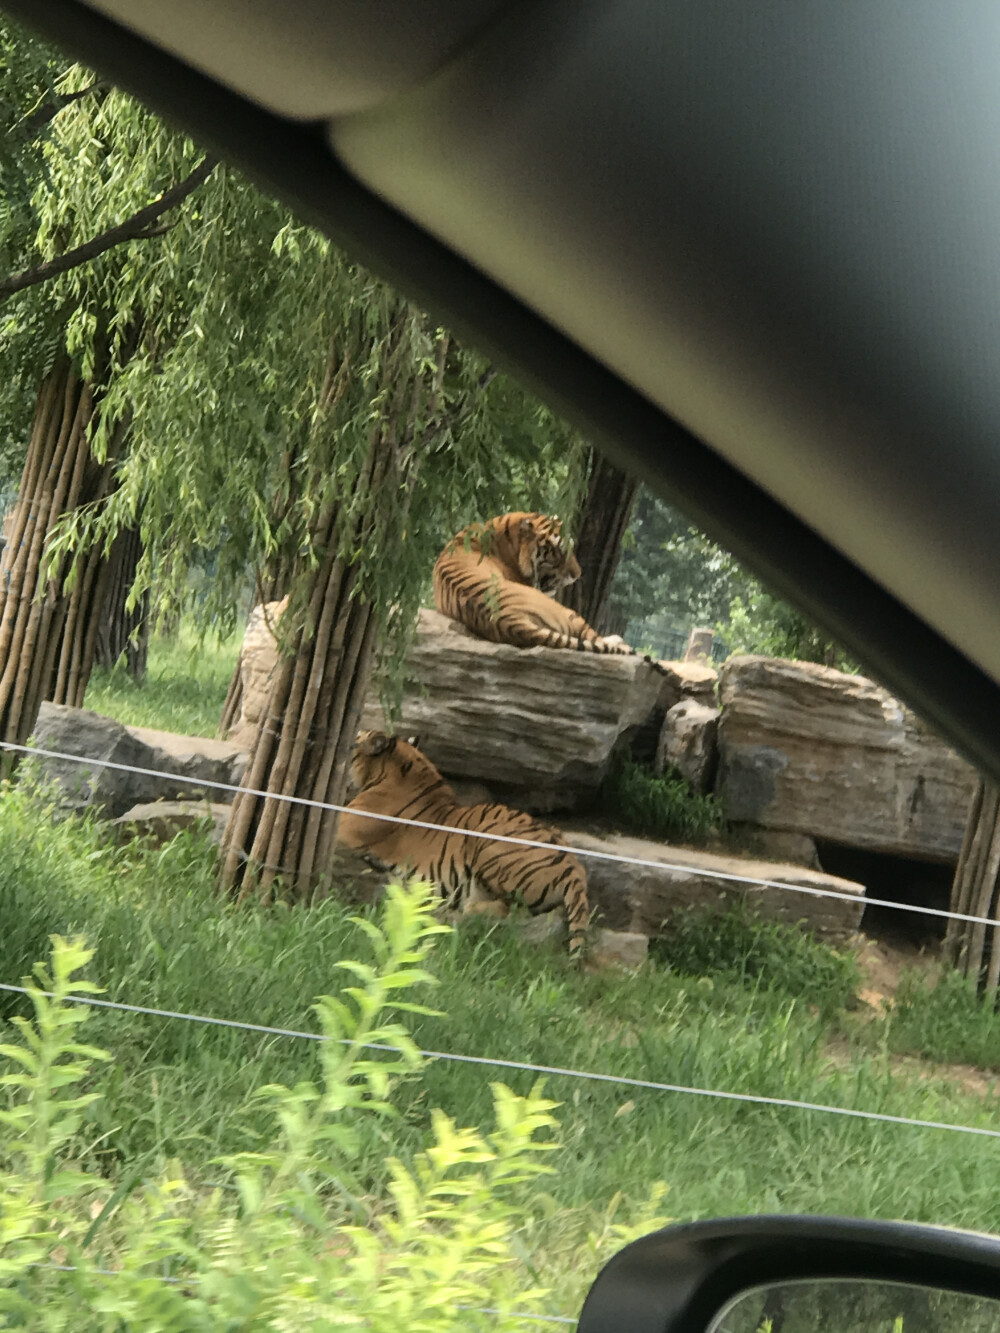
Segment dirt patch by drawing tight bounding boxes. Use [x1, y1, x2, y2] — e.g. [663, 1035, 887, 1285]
[889, 1049, 1000, 1100]
[824, 933, 1000, 1100]
[851, 931, 941, 1011]
[823, 1034, 1000, 1101]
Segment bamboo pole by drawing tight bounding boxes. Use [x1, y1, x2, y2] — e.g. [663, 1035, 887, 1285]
[946, 778, 986, 962]
[0, 356, 140, 761]
[957, 785, 1000, 982]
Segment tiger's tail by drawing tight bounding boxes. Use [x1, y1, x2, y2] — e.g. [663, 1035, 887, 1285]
[562, 869, 591, 956]
[541, 629, 634, 655]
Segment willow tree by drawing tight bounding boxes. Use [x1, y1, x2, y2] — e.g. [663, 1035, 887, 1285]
[55, 157, 586, 903]
[0, 32, 585, 898]
[0, 33, 214, 746]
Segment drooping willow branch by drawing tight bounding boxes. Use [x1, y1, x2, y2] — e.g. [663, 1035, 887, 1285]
[0, 154, 217, 304]
[20, 82, 106, 137]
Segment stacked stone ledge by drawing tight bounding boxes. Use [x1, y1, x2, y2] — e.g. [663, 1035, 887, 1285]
[30, 614, 983, 955]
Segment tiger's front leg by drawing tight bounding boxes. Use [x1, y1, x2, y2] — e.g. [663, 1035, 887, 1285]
[463, 898, 510, 920]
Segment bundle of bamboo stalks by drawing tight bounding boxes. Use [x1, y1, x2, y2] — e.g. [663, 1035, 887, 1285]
[0, 359, 130, 761]
[945, 778, 1000, 996]
[218, 455, 387, 904]
[218, 319, 445, 903]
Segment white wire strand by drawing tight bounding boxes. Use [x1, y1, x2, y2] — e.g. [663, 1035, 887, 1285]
[1, 981, 998, 1141]
[1, 739, 986, 933]
[5, 744, 980, 1322]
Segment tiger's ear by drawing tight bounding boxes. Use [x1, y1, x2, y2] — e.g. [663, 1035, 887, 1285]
[518, 516, 534, 537]
[404, 734, 421, 749]
[359, 731, 396, 757]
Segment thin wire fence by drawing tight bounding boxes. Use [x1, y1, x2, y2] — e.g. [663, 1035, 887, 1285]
[0, 734, 990, 1324]
[1, 979, 998, 1142]
[0, 739, 983, 933]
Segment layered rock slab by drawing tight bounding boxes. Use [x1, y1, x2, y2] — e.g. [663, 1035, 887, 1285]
[29, 703, 247, 819]
[566, 828, 865, 944]
[715, 656, 977, 862]
[361, 608, 663, 811]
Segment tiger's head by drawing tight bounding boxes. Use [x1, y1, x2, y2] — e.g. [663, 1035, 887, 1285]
[512, 513, 582, 594]
[350, 730, 430, 795]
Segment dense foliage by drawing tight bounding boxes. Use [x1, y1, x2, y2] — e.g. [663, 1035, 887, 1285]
[0, 21, 587, 664]
[596, 753, 725, 847]
[607, 488, 855, 667]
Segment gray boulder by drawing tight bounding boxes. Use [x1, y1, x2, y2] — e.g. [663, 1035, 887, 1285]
[28, 704, 248, 820]
[655, 699, 719, 792]
[113, 800, 231, 846]
[362, 608, 663, 811]
[587, 927, 649, 970]
[716, 656, 977, 862]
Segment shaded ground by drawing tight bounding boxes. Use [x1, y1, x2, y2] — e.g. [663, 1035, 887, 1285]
[831, 933, 1000, 1101]
[853, 933, 940, 1010]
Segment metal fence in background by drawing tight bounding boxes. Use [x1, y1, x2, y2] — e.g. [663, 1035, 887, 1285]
[625, 621, 729, 664]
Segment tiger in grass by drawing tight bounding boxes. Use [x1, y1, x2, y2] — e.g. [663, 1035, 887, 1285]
[339, 730, 591, 955]
[432, 511, 634, 655]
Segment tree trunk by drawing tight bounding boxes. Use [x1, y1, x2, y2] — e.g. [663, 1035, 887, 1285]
[222, 490, 305, 746]
[93, 525, 149, 681]
[561, 449, 639, 634]
[218, 321, 430, 904]
[0, 359, 131, 764]
[945, 778, 1000, 998]
[218, 456, 391, 905]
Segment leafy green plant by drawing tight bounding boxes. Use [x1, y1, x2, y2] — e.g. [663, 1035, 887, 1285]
[597, 753, 724, 846]
[0, 890, 576, 1329]
[879, 965, 1000, 1070]
[719, 587, 858, 671]
[650, 902, 859, 1017]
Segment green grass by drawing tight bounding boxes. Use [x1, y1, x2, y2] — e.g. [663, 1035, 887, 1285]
[867, 965, 1000, 1072]
[83, 622, 241, 737]
[650, 902, 860, 1019]
[596, 753, 725, 845]
[4, 782, 1000, 1317]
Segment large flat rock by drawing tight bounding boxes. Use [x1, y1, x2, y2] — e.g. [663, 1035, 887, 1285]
[113, 799, 231, 845]
[362, 608, 663, 811]
[127, 725, 248, 791]
[28, 704, 248, 819]
[716, 656, 977, 862]
[566, 827, 865, 944]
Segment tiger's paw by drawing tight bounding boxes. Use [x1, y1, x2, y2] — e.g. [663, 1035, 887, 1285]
[600, 634, 632, 654]
[464, 899, 510, 920]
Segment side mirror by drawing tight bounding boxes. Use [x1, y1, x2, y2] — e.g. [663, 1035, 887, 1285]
[577, 1216, 1000, 1333]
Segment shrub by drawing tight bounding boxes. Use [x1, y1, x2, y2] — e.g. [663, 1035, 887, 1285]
[884, 966, 1000, 1070]
[597, 754, 724, 846]
[650, 903, 859, 1017]
[0, 888, 583, 1330]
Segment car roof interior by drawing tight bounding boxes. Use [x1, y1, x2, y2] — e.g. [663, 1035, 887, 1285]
[8, 0, 1000, 783]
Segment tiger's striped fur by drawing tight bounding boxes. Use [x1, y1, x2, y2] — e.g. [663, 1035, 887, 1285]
[339, 731, 591, 954]
[433, 511, 633, 655]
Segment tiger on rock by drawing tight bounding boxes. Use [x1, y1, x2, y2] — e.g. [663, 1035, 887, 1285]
[433, 511, 634, 655]
[339, 730, 591, 955]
